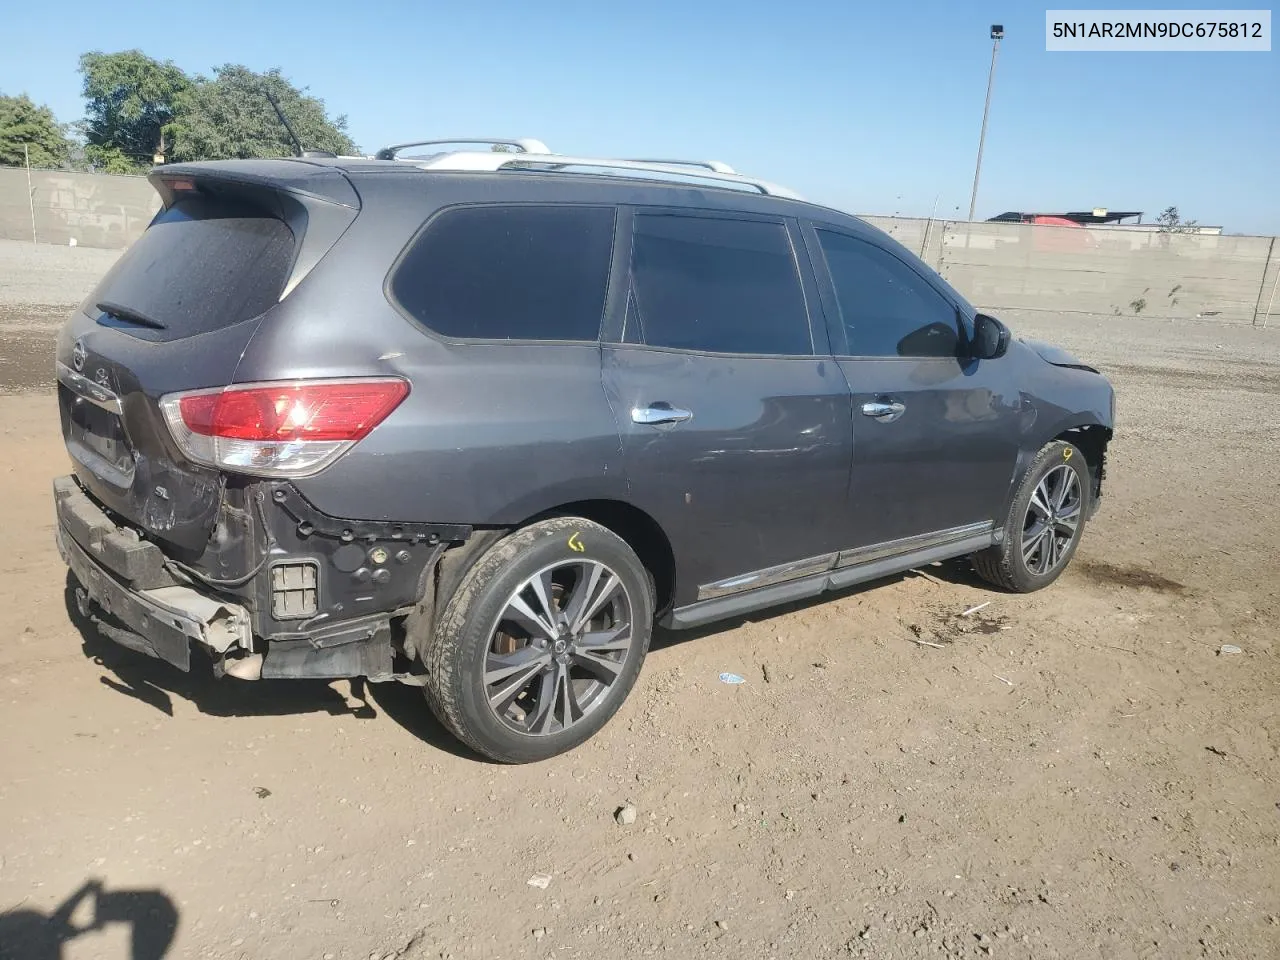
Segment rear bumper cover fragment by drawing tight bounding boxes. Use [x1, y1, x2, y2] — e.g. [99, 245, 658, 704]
[53, 476, 170, 585]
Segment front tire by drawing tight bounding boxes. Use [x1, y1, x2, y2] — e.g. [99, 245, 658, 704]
[419, 517, 653, 763]
[972, 440, 1090, 592]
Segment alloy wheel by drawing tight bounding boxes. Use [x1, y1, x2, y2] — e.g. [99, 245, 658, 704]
[1021, 463, 1082, 576]
[483, 560, 635, 736]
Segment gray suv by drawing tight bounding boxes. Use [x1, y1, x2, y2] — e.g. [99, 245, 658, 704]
[54, 140, 1114, 762]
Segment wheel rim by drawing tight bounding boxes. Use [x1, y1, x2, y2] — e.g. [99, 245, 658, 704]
[483, 559, 634, 737]
[1021, 463, 1083, 576]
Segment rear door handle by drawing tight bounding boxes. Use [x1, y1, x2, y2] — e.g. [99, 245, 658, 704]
[631, 403, 693, 426]
[861, 400, 906, 422]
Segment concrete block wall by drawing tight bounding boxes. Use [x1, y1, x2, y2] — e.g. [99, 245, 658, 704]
[0, 168, 160, 250]
[866, 215, 1278, 326]
[0, 168, 1277, 326]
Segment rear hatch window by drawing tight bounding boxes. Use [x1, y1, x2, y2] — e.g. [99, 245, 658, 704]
[84, 195, 297, 342]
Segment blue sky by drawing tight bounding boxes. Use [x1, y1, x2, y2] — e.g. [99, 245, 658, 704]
[2, 1, 1276, 233]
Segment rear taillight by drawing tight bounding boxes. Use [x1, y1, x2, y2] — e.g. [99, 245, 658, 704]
[159, 379, 409, 477]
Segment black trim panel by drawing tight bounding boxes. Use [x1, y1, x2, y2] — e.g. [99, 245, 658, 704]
[268, 483, 471, 545]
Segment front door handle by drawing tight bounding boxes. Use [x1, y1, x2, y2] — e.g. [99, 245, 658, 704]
[631, 403, 693, 426]
[861, 400, 906, 422]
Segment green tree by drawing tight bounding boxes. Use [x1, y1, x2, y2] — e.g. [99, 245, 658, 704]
[167, 65, 356, 162]
[0, 93, 71, 167]
[1156, 206, 1199, 234]
[79, 50, 192, 172]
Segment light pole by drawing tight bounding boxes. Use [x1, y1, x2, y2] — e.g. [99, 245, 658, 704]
[967, 24, 1003, 222]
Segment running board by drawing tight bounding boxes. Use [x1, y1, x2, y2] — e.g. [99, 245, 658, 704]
[663, 529, 995, 630]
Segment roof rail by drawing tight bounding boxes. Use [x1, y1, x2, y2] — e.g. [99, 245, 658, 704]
[617, 159, 737, 174]
[374, 138, 550, 161]
[398, 151, 802, 199]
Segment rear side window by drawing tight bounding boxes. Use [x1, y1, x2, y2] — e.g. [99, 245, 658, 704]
[816, 230, 959, 358]
[390, 205, 615, 341]
[627, 214, 812, 355]
[86, 196, 296, 342]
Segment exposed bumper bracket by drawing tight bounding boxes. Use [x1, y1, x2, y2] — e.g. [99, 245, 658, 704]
[60, 527, 252, 672]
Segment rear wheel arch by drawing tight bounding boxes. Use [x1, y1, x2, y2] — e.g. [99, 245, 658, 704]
[411, 499, 676, 657]
[524, 500, 676, 617]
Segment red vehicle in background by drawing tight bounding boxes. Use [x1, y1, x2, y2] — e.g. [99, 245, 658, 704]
[989, 209, 1146, 253]
[990, 212, 1102, 253]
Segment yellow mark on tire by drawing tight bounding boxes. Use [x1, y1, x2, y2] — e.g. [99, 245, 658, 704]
[567, 532, 585, 553]
[1063, 448, 1073, 461]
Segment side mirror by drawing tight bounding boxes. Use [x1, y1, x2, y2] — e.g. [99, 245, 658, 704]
[970, 313, 1010, 360]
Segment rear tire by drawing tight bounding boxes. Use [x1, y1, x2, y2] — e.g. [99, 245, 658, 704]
[419, 517, 653, 763]
[972, 439, 1090, 593]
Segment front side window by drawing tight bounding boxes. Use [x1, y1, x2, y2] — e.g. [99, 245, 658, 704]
[627, 214, 812, 355]
[390, 204, 615, 341]
[816, 230, 959, 358]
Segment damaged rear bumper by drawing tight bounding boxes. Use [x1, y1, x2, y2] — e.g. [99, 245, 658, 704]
[55, 478, 252, 671]
[53, 475, 472, 681]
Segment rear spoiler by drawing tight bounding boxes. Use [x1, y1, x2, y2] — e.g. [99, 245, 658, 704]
[147, 160, 362, 299]
[148, 159, 361, 210]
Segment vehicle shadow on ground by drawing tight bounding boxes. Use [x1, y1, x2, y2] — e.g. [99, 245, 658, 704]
[65, 560, 986, 762]
[649, 558, 989, 652]
[0, 878, 177, 960]
[61, 575, 478, 761]
[363, 683, 487, 763]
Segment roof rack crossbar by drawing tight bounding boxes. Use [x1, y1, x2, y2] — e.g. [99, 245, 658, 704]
[374, 138, 550, 161]
[400, 151, 802, 199]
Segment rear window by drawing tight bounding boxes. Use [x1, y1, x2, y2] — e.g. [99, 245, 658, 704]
[389, 204, 615, 341]
[86, 196, 296, 341]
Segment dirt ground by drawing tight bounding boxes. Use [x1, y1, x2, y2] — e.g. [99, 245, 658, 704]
[1, 260, 1278, 959]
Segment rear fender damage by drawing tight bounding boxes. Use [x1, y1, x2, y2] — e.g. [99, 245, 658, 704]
[56, 473, 473, 682]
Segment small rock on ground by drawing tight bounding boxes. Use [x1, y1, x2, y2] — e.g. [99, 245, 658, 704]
[615, 803, 638, 825]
